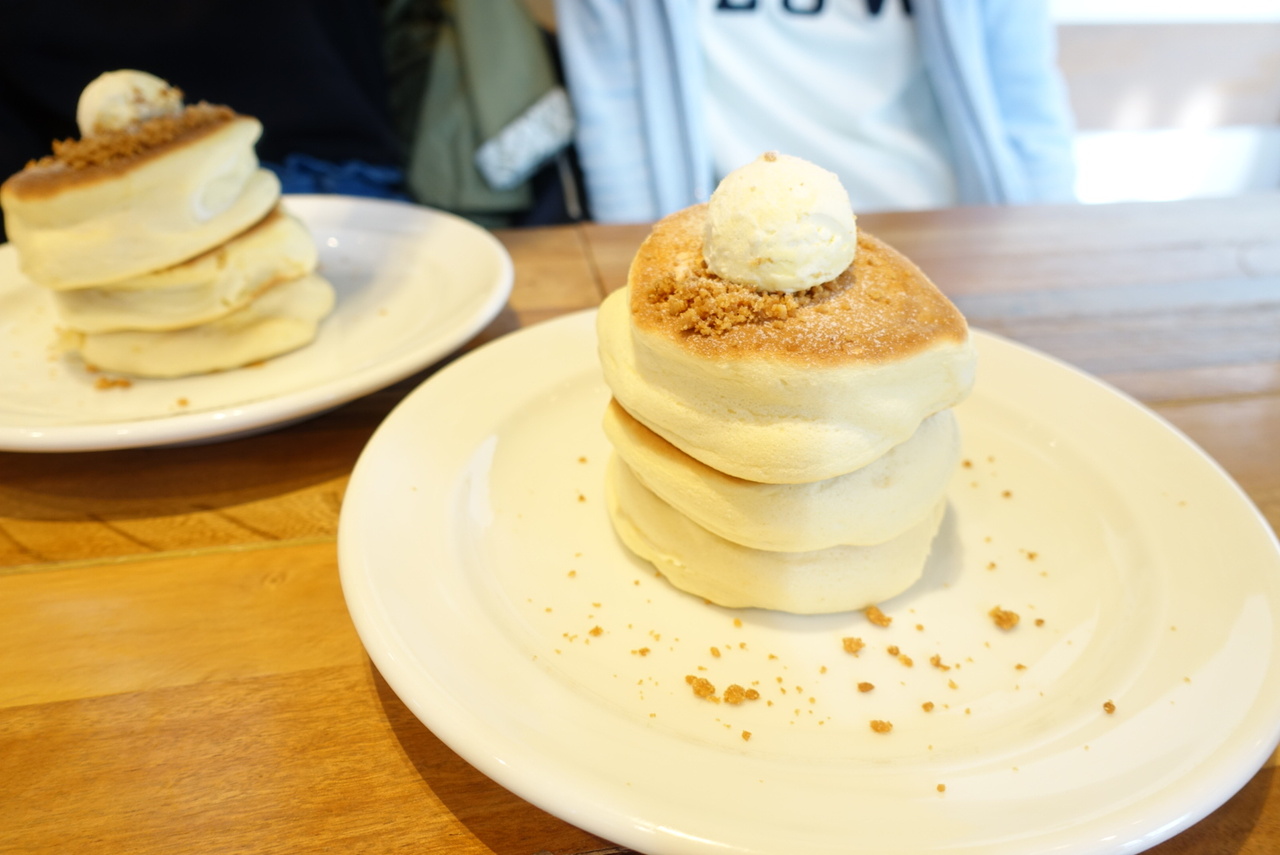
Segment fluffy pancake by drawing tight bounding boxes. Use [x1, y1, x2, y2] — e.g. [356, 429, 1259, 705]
[1, 106, 279, 288]
[597, 204, 976, 483]
[605, 455, 946, 614]
[64, 273, 335, 378]
[603, 398, 958, 552]
[50, 207, 318, 333]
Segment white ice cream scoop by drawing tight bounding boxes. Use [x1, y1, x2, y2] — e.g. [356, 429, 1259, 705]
[76, 69, 184, 136]
[703, 151, 858, 293]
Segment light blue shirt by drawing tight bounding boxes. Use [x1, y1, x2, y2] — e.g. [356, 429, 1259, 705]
[555, 0, 1078, 223]
[698, 0, 957, 212]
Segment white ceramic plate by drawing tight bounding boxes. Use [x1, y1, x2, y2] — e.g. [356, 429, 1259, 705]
[338, 311, 1280, 855]
[0, 195, 512, 451]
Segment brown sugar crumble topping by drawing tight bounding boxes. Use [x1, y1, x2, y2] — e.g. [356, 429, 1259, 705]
[723, 684, 760, 705]
[686, 675, 716, 699]
[94, 375, 132, 390]
[684, 675, 759, 706]
[869, 720, 893, 734]
[649, 258, 846, 336]
[865, 605, 892, 627]
[1103, 700, 1116, 715]
[989, 606, 1020, 630]
[32, 103, 235, 173]
[881, 645, 912, 667]
[842, 636, 865, 656]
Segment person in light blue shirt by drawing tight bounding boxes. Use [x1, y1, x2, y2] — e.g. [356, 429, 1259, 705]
[555, 0, 1078, 223]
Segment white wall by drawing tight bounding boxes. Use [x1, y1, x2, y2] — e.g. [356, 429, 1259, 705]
[1051, 1, 1280, 203]
[1051, 0, 1280, 24]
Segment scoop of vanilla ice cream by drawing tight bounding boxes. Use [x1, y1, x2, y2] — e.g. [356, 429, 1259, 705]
[703, 152, 857, 293]
[76, 70, 184, 136]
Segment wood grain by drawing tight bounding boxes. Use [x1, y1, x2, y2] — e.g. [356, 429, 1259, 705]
[0, 542, 360, 708]
[0, 664, 614, 855]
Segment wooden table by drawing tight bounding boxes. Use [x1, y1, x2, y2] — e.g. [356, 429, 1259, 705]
[3, 194, 1279, 853]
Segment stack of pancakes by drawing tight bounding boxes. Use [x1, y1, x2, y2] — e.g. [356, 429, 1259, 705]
[598, 196, 976, 614]
[0, 71, 334, 378]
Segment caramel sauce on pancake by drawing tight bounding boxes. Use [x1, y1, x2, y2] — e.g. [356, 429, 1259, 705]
[628, 204, 968, 366]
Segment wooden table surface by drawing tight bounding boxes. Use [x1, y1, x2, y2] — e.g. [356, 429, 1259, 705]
[3, 194, 1280, 854]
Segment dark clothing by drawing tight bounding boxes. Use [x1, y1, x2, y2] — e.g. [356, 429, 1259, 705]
[0, 0, 403, 186]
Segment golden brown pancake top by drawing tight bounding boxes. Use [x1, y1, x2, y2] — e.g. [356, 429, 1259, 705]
[627, 203, 969, 365]
[1, 103, 243, 200]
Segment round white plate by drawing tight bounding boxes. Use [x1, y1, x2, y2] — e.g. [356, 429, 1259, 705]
[338, 310, 1280, 855]
[0, 194, 512, 451]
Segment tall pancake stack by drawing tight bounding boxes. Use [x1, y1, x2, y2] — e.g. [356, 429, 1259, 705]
[0, 70, 334, 378]
[597, 153, 977, 614]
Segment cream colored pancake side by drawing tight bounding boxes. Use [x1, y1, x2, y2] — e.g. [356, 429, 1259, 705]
[603, 398, 959, 552]
[3, 117, 278, 288]
[65, 272, 335, 378]
[598, 287, 975, 483]
[605, 455, 945, 614]
[51, 208, 318, 332]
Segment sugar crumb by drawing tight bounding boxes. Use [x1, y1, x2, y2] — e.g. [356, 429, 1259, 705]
[989, 606, 1020, 630]
[865, 605, 892, 627]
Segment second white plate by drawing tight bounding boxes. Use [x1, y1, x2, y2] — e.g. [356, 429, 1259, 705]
[0, 194, 512, 451]
[339, 310, 1280, 855]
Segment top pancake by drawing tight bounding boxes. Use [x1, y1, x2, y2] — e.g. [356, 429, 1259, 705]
[2, 103, 242, 200]
[628, 204, 969, 366]
[0, 103, 277, 288]
[598, 203, 977, 483]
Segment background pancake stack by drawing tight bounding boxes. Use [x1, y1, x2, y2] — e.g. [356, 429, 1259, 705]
[597, 154, 977, 614]
[0, 70, 334, 378]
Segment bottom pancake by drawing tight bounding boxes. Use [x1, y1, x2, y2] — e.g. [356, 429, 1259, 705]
[63, 273, 336, 378]
[605, 454, 946, 614]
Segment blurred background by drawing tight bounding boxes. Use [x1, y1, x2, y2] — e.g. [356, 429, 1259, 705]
[0, 0, 1277, 232]
[1052, 0, 1280, 204]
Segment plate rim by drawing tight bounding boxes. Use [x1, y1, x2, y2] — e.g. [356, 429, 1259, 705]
[0, 193, 513, 452]
[338, 309, 1280, 855]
